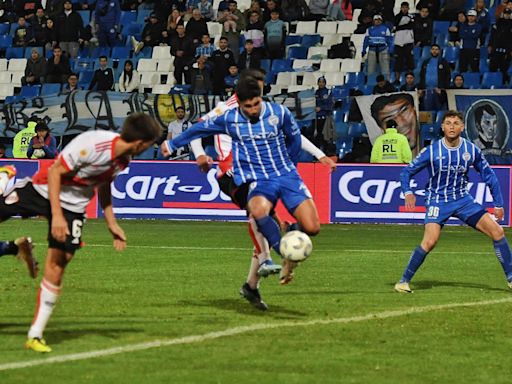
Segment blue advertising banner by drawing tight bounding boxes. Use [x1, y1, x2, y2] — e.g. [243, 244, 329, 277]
[330, 164, 511, 226]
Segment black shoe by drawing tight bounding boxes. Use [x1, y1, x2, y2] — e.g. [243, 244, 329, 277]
[239, 283, 268, 310]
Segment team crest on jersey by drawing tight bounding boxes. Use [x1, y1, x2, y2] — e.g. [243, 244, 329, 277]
[80, 149, 88, 157]
[4, 191, 18, 205]
[249, 181, 257, 192]
[462, 152, 471, 161]
[268, 115, 279, 126]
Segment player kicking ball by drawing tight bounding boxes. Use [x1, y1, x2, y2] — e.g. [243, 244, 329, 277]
[0, 114, 161, 352]
[395, 110, 512, 293]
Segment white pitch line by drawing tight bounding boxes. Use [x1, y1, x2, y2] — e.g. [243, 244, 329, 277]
[1, 297, 512, 372]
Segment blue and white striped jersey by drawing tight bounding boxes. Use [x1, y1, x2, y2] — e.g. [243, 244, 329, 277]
[400, 137, 504, 207]
[167, 101, 302, 186]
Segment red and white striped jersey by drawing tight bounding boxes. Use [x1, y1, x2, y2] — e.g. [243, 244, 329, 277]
[32, 131, 129, 213]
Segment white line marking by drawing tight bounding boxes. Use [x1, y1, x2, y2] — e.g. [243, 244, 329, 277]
[1, 297, 511, 371]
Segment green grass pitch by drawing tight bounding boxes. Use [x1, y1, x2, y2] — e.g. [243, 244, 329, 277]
[1, 218, 512, 383]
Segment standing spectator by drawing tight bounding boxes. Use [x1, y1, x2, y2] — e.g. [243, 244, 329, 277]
[186, 8, 209, 46]
[438, 0, 465, 21]
[362, 14, 393, 80]
[450, 74, 466, 89]
[448, 11, 466, 46]
[88, 55, 114, 91]
[393, 2, 415, 84]
[474, 0, 490, 45]
[419, 44, 451, 110]
[15, 0, 42, 21]
[489, 8, 512, 84]
[372, 73, 397, 94]
[95, 0, 120, 47]
[45, 0, 65, 19]
[118, 59, 139, 92]
[45, 46, 71, 83]
[238, 39, 262, 70]
[315, 76, 333, 148]
[190, 57, 213, 95]
[244, 0, 262, 25]
[166, 9, 184, 39]
[62, 72, 81, 92]
[262, 0, 279, 23]
[56, 1, 84, 59]
[263, 9, 286, 59]
[171, 24, 194, 84]
[121, 0, 142, 10]
[13, 16, 35, 47]
[413, 6, 433, 47]
[132, 13, 165, 53]
[245, 11, 265, 49]
[194, 34, 215, 59]
[0, 1, 14, 23]
[309, 0, 329, 21]
[43, 17, 59, 52]
[280, 0, 310, 22]
[415, 0, 439, 19]
[198, 0, 214, 21]
[495, 0, 512, 19]
[26, 122, 57, 160]
[399, 71, 419, 91]
[370, 119, 412, 163]
[166, 106, 191, 159]
[224, 64, 239, 95]
[22, 48, 47, 86]
[459, 9, 481, 72]
[32, 7, 49, 46]
[209, 36, 235, 94]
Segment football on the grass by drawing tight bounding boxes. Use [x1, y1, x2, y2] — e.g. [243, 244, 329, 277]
[279, 230, 312, 262]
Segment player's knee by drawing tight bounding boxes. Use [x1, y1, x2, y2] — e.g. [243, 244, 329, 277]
[302, 222, 320, 236]
[491, 225, 505, 241]
[421, 239, 437, 252]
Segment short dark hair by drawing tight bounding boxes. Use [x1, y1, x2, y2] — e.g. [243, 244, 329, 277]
[99, 55, 108, 61]
[442, 110, 464, 123]
[219, 36, 228, 42]
[121, 113, 161, 143]
[431, 43, 440, 49]
[245, 39, 253, 44]
[175, 106, 185, 112]
[68, 73, 78, 79]
[405, 71, 415, 77]
[370, 93, 414, 126]
[240, 68, 265, 82]
[235, 78, 262, 102]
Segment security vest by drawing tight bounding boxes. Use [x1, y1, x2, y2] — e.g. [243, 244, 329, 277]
[370, 128, 412, 164]
[13, 121, 37, 158]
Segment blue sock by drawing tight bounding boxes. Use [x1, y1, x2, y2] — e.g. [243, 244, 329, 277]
[255, 216, 282, 256]
[493, 237, 512, 282]
[0, 241, 16, 256]
[400, 246, 429, 282]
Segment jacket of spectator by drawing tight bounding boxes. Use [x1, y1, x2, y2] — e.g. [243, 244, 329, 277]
[309, 0, 329, 18]
[56, 9, 84, 42]
[280, 0, 310, 21]
[13, 21, 35, 46]
[15, 1, 42, 19]
[141, 17, 165, 46]
[459, 21, 482, 49]
[238, 45, 262, 70]
[490, 14, 512, 52]
[362, 23, 394, 55]
[419, 55, 451, 89]
[118, 69, 140, 92]
[393, 9, 414, 46]
[185, 11, 209, 45]
[95, 0, 120, 27]
[413, 9, 433, 46]
[45, 51, 71, 82]
[46, 0, 65, 19]
[24, 52, 47, 82]
[89, 66, 114, 91]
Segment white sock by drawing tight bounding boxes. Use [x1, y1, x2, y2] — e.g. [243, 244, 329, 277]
[0, 172, 9, 195]
[28, 279, 61, 339]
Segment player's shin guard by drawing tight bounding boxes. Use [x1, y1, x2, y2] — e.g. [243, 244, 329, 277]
[400, 246, 429, 282]
[255, 216, 282, 256]
[0, 241, 17, 257]
[493, 237, 512, 281]
[28, 279, 61, 339]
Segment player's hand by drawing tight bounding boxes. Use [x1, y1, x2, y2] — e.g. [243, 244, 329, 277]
[318, 156, 336, 172]
[160, 141, 172, 157]
[494, 207, 504, 222]
[196, 154, 213, 173]
[404, 193, 416, 211]
[108, 223, 127, 251]
[51, 214, 69, 243]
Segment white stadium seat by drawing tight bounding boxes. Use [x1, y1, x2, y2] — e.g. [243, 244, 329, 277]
[8, 58, 27, 71]
[319, 59, 342, 72]
[152, 46, 173, 59]
[337, 21, 357, 35]
[295, 21, 316, 35]
[317, 21, 338, 35]
[137, 58, 158, 72]
[307, 46, 329, 59]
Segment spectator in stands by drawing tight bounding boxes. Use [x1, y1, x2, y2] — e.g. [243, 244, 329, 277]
[209, 36, 235, 94]
[171, 24, 194, 84]
[0, 1, 14, 23]
[459, 9, 481, 72]
[327, 0, 352, 21]
[13, 16, 36, 47]
[22, 48, 47, 86]
[262, 0, 279, 23]
[45, 0, 65, 19]
[280, 0, 310, 22]
[121, 0, 143, 11]
[263, 9, 286, 59]
[198, 0, 214, 21]
[166, 9, 184, 38]
[238, 39, 262, 70]
[315, 76, 333, 148]
[362, 14, 393, 80]
[45, 46, 71, 83]
[62, 72, 81, 92]
[15, 0, 42, 21]
[26, 121, 57, 160]
[94, 0, 120, 47]
[32, 7, 48, 46]
[217, 0, 229, 13]
[393, 2, 415, 83]
[328, 36, 356, 58]
[419, 44, 450, 110]
[415, 0, 439, 18]
[373, 73, 397, 94]
[0, 143, 6, 158]
[245, 11, 265, 49]
[77, 1, 97, 11]
[399, 71, 419, 91]
[195, 34, 215, 59]
[118, 59, 139, 92]
[132, 12, 165, 53]
[354, 13, 373, 34]
[450, 74, 466, 89]
[309, 0, 329, 21]
[448, 11, 465, 46]
[438, 0, 465, 21]
[370, 119, 412, 163]
[489, 8, 512, 84]
[413, 6, 433, 47]
[224, 64, 239, 95]
[186, 8, 209, 46]
[42, 17, 59, 52]
[474, 0, 490, 46]
[495, 0, 512, 19]
[56, 1, 84, 59]
[244, 0, 261, 25]
[154, 0, 174, 17]
[218, 1, 246, 33]
[166, 106, 191, 159]
[88, 55, 114, 91]
[190, 56, 213, 95]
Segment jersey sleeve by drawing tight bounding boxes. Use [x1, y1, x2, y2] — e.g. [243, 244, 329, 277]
[167, 113, 227, 153]
[281, 105, 302, 164]
[300, 134, 326, 160]
[400, 145, 431, 195]
[473, 146, 504, 207]
[59, 135, 95, 171]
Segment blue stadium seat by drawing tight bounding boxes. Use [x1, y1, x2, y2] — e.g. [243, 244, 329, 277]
[361, 84, 374, 95]
[4, 95, 19, 104]
[133, 46, 152, 60]
[41, 83, 62, 96]
[260, 59, 271, 74]
[74, 58, 95, 72]
[336, 137, 352, 159]
[333, 110, 349, 138]
[134, 145, 155, 160]
[435, 32, 448, 47]
[271, 59, 292, 73]
[301, 34, 322, 48]
[420, 45, 432, 61]
[412, 46, 421, 62]
[442, 46, 460, 65]
[481, 71, 503, 89]
[24, 46, 43, 58]
[331, 86, 349, 101]
[460, 72, 481, 89]
[136, 9, 151, 24]
[6, 47, 24, 59]
[348, 122, 367, 137]
[287, 46, 308, 60]
[122, 23, 144, 38]
[78, 70, 94, 85]
[286, 35, 302, 46]
[0, 35, 12, 49]
[170, 84, 191, 94]
[433, 21, 450, 34]
[366, 73, 379, 86]
[78, 10, 91, 25]
[20, 85, 41, 99]
[9, 23, 19, 36]
[479, 58, 489, 72]
[120, 11, 137, 26]
[0, 23, 10, 35]
[90, 46, 112, 58]
[420, 124, 441, 147]
[345, 72, 365, 86]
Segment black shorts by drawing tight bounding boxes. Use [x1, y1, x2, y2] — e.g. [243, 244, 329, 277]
[217, 173, 249, 209]
[0, 181, 85, 253]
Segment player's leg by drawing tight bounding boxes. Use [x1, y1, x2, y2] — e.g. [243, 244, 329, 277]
[292, 199, 321, 236]
[248, 194, 281, 255]
[0, 238, 38, 278]
[395, 223, 442, 293]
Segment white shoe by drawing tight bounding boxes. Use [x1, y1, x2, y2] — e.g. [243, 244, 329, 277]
[394, 281, 412, 293]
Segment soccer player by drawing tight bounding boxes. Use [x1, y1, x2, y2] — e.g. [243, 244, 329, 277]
[0, 113, 161, 352]
[395, 110, 512, 293]
[162, 77, 324, 304]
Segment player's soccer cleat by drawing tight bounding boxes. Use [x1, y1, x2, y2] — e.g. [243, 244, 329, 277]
[0, 165, 16, 195]
[507, 281, 512, 289]
[394, 281, 413, 293]
[257, 259, 282, 277]
[279, 259, 298, 285]
[15, 237, 38, 278]
[25, 338, 52, 353]
[239, 283, 268, 310]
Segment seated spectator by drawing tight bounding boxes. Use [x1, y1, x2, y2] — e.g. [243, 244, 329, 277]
[132, 12, 165, 53]
[118, 59, 139, 92]
[45, 46, 71, 83]
[22, 48, 47, 86]
[244, 0, 262, 25]
[190, 57, 213, 95]
[372, 74, 397, 94]
[218, 1, 246, 33]
[280, 0, 310, 22]
[186, 8, 209, 46]
[62, 73, 81, 93]
[448, 11, 466, 46]
[450, 74, 466, 89]
[198, 0, 214, 21]
[264, 9, 286, 59]
[238, 39, 262, 70]
[309, 0, 329, 21]
[43, 18, 59, 52]
[399, 71, 419, 91]
[327, 0, 348, 21]
[13, 16, 35, 47]
[195, 34, 215, 59]
[224, 64, 239, 95]
[88, 55, 114, 91]
[32, 7, 48, 46]
[414, 6, 433, 47]
[27, 122, 57, 160]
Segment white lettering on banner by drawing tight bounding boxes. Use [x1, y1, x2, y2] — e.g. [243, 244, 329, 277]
[338, 171, 401, 205]
[199, 169, 231, 202]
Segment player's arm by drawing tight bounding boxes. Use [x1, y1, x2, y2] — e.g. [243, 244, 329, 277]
[300, 134, 336, 171]
[400, 146, 431, 210]
[281, 105, 302, 163]
[473, 148, 505, 220]
[47, 158, 71, 243]
[190, 138, 213, 173]
[98, 183, 126, 251]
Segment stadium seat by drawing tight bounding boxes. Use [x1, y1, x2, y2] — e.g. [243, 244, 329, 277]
[0, 71, 11, 83]
[340, 59, 361, 72]
[268, 84, 282, 95]
[90, 46, 111, 58]
[337, 21, 357, 35]
[0, 23, 9, 35]
[285, 35, 302, 46]
[345, 71, 365, 86]
[133, 46, 153, 60]
[0, 58, 7, 71]
[481, 71, 503, 89]
[321, 34, 343, 47]
[420, 124, 441, 147]
[317, 21, 338, 35]
[348, 122, 367, 137]
[152, 84, 172, 94]
[307, 46, 329, 59]
[301, 34, 322, 48]
[137, 58, 158, 72]
[288, 85, 312, 92]
[441, 46, 460, 66]
[260, 59, 271, 73]
[324, 72, 345, 86]
[20, 85, 41, 99]
[74, 58, 95, 72]
[331, 86, 350, 101]
[479, 58, 489, 72]
[460, 72, 481, 88]
[112, 46, 131, 60]
[271, 59, 292, 73]
[8, 58, 27, 71]
[0, 35, 12, 50]
[292, 59, 318, 71]
[152, 46, 173, 59]
[78, 10, 91, 25]
[41, 83, 62, 95]
[156, 59, 174, 72]
[78, 70, 94, 85]
[287, 46, 308, 60]
[120, 11, 137, 26]
[11, 71, 24, 86]
[319, 59, 342, 72]
[136, 9, 151, 23]
[336, 137, 353, 159]
[139, 72, 160, 87]
[276, 72, 297, 86]
[433, 20, 450, 34]
[0, 84, 14, 99]
[302, 71, 323, 86]
[207, 21, 222, 36]
[6, 47, 24, 59]
[295, 21, 316, 35]
[121, 23, 143, 39]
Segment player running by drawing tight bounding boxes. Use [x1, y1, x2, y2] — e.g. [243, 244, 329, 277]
[395, 110, 512, 293]
[0, 114, 160, 352]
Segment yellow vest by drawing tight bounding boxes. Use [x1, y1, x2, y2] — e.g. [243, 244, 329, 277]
[13, 121, 37, 158]
[370, 128, 412, 164]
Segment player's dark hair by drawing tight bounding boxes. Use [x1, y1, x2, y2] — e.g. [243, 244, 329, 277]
[370, 93, 414, 126]
[474, 104, 496, 125]
[121, 113, 161, 143]
[235, 78, 262, 102]
[240, 68, 265, 82]
[442, 110, 464, 123]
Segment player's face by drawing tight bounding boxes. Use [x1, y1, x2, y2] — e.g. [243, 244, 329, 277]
[478, 110, 497, 141]
[442, 116, 464, 139]
[240, 97, 262, 120]
[378, 98, 418, 148]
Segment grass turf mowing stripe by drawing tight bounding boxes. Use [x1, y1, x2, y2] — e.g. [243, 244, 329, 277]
[1, 297, 511, 371]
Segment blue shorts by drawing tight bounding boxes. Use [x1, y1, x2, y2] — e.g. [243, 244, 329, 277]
[247, 172, 312, 214]
[424, 194, 487, 227]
